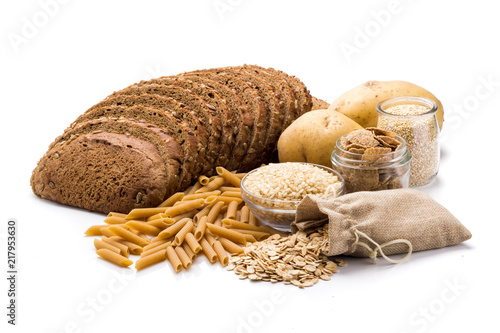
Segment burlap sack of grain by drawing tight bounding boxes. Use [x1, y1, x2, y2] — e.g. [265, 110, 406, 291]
[291, 189, 471, 261]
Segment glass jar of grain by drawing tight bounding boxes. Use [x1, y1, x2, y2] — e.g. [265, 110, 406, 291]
[376, 96, 440, 187]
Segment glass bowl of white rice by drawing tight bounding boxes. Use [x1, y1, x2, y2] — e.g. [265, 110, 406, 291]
[241, 162, 345, 232]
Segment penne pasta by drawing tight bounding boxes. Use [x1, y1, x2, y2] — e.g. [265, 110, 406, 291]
[173, 220, 194, 246]
[85, 224, 118, 236]
[221, 191, 242, 199]
[206, 224, 247, 245]
[135, 249, 167, 270]
[229, 229, 270, 241]
[96, 249, 133, 267]
[213, 196, 243, 205]
[206, 201, 224, 224]
[194, 216, 208, 241]
[147, 213, 163, 221]
[94, 238, 121, 254]
[125, 207, 167, 220]
[214, 214, 223, 227]
[218, 186, 241, 192]
[183, 190, 221, 201]
[102, 236, 130, 257]
[125, 221, 162, 236]
[181, 242, 196, 260]
[200, 237, 217, 263]
[157, 218, 190, 240]
[108, 225, 150, 247]
[185, 233, 202, 254]
[158, 192, 184, 208]
[100, 227, 116, 238]
[216, 167, 241, 187]
[204, 196, 218, 205]
[204, 231, 217, 246]
[244, 234, 257, 243]
[225, 200, 239, 219]
[193, 204, 214, 223]
[141, 241, 172, 257]
[222, 218, 267, 232]
[165, 199, 205, 217]
[143, 238, 170, 252]
[218, 237, 244, 254]
[174, 246, 192, 269]
[146, 218, 170, 230]
[195, 176, 225, 193]
[239, 205, 250, 223]
[110, 237, 144, 255]
[107, 212, 127, 218]
[248, 211, 258, 226]
[166, 246, 183, 272]
[213, 241, 229, 267]
[235, 173, 246, 179]
[103, 216, 128, 225]
[186, 182, 202, 195]
[198, 175, 210, 185]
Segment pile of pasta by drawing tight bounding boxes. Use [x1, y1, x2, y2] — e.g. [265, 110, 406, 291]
[85, 167, 274, 271]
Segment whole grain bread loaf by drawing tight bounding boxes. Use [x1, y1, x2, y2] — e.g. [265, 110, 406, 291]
[31, 65, 317, 214]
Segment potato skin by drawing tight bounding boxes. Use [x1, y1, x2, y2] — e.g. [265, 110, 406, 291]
[328, 80, 444, 129]
[277, 109, 363, 167]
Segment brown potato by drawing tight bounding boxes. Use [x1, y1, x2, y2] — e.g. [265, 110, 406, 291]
[328, 80, 444, 129]
[278, 109, 362, 167]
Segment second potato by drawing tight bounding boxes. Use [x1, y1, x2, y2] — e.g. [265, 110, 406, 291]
[277, 109, 362, 167]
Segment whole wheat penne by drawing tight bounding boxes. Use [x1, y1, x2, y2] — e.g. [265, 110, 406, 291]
[157, 218, 190, 240]
[195, 176, 225, 193]
[198, 175, 210, 185]
[193, 204, 214, 223]
[109, 237, 144, 255]
[181, 242, 196, 260]
[141, 243, 171, 259]
[214, 214, 223, 227]
[94, 239, 121, 254]
[164, 210, 198, 222]
[183, 190, 221, 201]
[173, 220, 194, 246]
[174, 246, 192, 268]
[135, 249, 167, 270]
[218, 237, 244, 254]
[200, 237, 217, 263]
[125, 221, 162, 236]
[206, 224, 247, 245]
[204, 231, 217, 246]
[108, 225, 150, 247]
[235, 173, 246, 179]
[216, 167, 241, 187]
[239, 205, 250, 223]
[229, 229, 270, 241]
[102, 236, 130, 257]
[99, 227, 115, 238]
[222, 218, 267, 232]
[147, 213, 163, 221]
[185, 233, 202, 253]
[248, 211, 258, 226]
[146, 218, 170, 230]
[125, 207, 167, 220]
[194, 216, 208, 241]
[206, 201, 224, 224]
[225, 200, 239, 219]
[103, 216, 128, 225]
[187, 182, 202, 195]
[107, 212, 128, 218]
[214, 196, 243, 205]
[244, 234, 257, 243]
[85, 224, 120, 236]
[158, 192, 184, 208]
[143, 238, 170, 252]
[221, 191, 242, 198]
[96, 249, 133, 267]
[165, 199, 205, 217]
[213, 241, 229, 266]
[204, 196, 218, 205]
[219, 186, 241, 192]
[166, 246, 183, 272]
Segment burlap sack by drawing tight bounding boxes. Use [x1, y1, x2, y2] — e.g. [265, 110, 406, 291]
[291, 189, 471, 263]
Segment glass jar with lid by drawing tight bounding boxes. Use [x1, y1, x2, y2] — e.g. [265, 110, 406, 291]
[376, 96, 440, 187]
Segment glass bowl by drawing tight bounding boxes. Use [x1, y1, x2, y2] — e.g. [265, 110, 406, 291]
[240, 163, 345, 232]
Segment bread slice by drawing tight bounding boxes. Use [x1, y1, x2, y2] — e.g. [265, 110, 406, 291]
[31, 132, 168, 214]
[50, 117, 183, 197]
[126, 77, 234, 168]
[181, 72, 268, 171]
[70, 105, 199, 190]
[110, 84, 221, 172]
[78, 94, 209, 176]
[176, 75, 252, 172]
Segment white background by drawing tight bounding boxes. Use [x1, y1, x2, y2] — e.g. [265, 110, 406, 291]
[1, 1, 499, 332]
